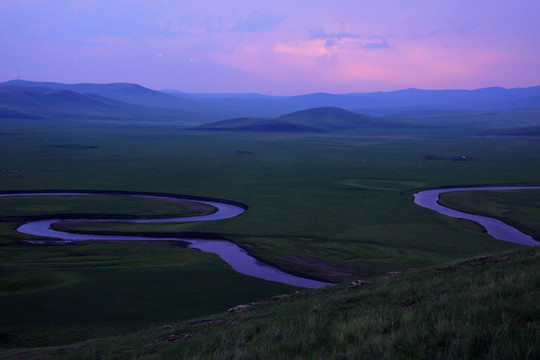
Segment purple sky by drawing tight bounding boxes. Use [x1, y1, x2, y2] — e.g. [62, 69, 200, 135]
[1, 0, 539, 95]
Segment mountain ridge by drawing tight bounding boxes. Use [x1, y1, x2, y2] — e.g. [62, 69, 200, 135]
[1, 80, 540, 124]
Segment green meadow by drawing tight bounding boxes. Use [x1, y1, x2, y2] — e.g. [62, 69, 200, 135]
[0, 118, 539, 349]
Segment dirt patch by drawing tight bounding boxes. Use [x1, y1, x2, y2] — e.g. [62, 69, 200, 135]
[272, 255, 357, 283]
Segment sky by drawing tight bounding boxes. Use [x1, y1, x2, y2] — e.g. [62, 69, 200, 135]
[1, 0, 539, 95]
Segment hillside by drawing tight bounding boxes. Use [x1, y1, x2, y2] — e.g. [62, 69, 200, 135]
[0, 86, 142, 119]
[4, 247, 538, 359]
[0, 83, 181, 121]
[278, 106, 404, 130]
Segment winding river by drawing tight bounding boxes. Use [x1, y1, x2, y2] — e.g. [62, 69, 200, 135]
[0, 192, 331, 289]
[414, 186, 540, 246]
[4, 187, 538, 289]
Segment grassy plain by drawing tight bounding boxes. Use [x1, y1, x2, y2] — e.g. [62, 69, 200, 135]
[439, 189, 540, 240]
[0, 118, 539, 349]
[0, 195, 216, 218]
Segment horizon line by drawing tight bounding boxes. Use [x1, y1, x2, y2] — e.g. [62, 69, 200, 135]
[1, 78, 539, 97]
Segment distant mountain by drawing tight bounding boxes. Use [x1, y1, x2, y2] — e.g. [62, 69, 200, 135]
[0, 80, 213, 122]
[1, 80, 539, 124]
[162, 89, 276, 99]
[0, 80, 280, 123]
[0, 85, 157, 120]
[167, 85, 540, 115]
[195, 106, 411, 133]
[351, 86, 540, 112]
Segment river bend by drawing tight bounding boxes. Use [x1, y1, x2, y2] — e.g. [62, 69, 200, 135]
[0, 191, 331, 288]
[414, 186, 540, 246]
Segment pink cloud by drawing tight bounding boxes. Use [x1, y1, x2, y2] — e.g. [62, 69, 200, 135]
[274, 39, 330, 58]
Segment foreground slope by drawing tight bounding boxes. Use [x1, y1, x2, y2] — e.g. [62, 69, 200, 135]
[5, 247, 539, 360]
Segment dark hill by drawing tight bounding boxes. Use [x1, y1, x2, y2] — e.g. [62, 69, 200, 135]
[278, 106, 385, 129]
[195, 117, 320, 132]
[195, 106, 410, 132]
[0, 87, 146, 119]
[0, 107, 37, 119]
[0, 80, 200, 112]
[45, 89, 114, 107]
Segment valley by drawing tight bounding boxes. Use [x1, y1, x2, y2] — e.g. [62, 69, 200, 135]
[0, 81, 538, 358]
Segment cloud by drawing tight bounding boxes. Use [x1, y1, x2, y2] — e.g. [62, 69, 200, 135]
[229, 12, 283, 33]
[274, 39, 330, 58]
[310, 29, 361, 47]
[309, 30, 392, 50]
[310, 29, 360, 41]
[409, 25, 477, 41]
[363, 37, 392, 50]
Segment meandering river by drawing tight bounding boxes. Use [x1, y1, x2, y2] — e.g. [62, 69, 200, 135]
[0, 192, 331, 288]
[4, 186, 538, 288]
[414, 186, 540, 246]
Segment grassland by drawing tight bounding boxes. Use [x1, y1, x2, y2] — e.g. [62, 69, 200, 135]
[439, 189, 540, 240]
[0, 118, 539, 349]
[3, 246, 539, 360]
